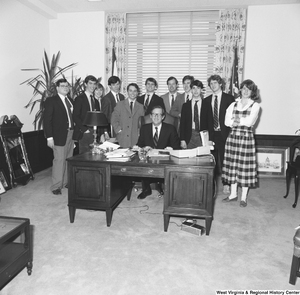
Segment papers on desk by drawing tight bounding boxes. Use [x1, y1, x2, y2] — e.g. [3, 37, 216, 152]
[98, 141, 120, 151]
[147, 149, 170, 159]
[170, 146, 211, 158]
[105, 148, 135, 161]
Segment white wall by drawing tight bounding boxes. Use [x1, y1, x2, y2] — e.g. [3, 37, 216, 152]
[1, 3, 299, 135]
[0, 0, 50, 132]
[244, 4, 300, 135]
[49, 12, 105, 86]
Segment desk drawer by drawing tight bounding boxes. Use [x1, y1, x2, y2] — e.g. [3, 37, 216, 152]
[111, 165, 164, 178]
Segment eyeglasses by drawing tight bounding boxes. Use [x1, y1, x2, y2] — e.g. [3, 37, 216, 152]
[151, 113, 163, 117]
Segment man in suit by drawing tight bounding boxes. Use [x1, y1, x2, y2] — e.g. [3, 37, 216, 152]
[43, 79, 74, 195]
[136, 105, 180, 199]
[137, 77, 165, 116]
[170, 75, 194, 118]
[111, 83, 144, 148]
[72, 75, 100, 154]
[180, 80, 205, 149]
[201, 74, 235, 194]
[161, 76, 180, 114]
[101, 76, 125, 125]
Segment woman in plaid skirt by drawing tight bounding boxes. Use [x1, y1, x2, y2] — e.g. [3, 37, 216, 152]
[222, 80, 260, 207]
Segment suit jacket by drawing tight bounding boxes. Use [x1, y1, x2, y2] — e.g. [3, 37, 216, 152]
[101, 91, 125, 123]
[137, 122, 180, 150]
[72, 92, 100, 141]
[180, 99, 205, 145]
[137, 93, 165, 116]
[161, 92, 179, 114]
[43, 94, 74, 146]
[200, 92, 235, 142]
[111, 99, 144, 148]
[170, 93, 186, 118]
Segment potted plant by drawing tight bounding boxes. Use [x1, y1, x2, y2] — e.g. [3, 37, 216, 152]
[21, 50, 77, 130]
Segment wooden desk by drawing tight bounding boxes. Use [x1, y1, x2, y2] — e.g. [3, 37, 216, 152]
[67, 153, 215, 235]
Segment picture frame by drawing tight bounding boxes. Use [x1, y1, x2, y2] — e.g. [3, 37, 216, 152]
[0, 181, 5, 195]
[256, 146, 289, 178]
[0, 170, 10, 190]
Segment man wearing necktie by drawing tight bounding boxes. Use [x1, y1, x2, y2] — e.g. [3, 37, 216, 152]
[161, 76, 180, 114]
[101, 76, 125, 125]
[180, 80, 205, 149]
[43, 79, 74, 195]
[170, 75, 195, 119]
[136, 105, 180, 199]
[111, 83, 144, 148]
[137, 77, 165, 116]
[72, 75, 100, 154]
[200, 74, 235, 194]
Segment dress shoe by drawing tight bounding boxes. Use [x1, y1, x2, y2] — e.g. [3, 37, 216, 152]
[137, 189, 152, 199]
[222, 196, 238, 203]
[64, 184, 68, 188]
[52, 188, 62, 195]
[240, 200, 247, 207]
[223, 185, 230, 194]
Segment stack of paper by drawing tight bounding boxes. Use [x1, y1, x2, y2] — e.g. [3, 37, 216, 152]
[170, 146, 211, 158]
[105, 148, 135, 161]
[148, 149, 170, 159]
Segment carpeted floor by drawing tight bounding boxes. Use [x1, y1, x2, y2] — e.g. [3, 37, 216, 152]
[0, 168, 299, 294]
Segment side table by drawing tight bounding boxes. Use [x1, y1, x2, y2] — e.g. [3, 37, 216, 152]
[0, 216, 32, 290]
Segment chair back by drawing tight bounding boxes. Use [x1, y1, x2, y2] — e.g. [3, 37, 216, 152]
[289, 137, 300, 164]
[139, 113, 179, 131]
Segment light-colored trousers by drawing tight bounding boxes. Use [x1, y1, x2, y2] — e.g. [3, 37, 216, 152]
[51, 130, 74, 191]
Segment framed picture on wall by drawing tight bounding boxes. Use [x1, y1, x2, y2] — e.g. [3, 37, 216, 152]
[0, 181, 5, 195]
[0, 170, 10, 190]
[256, 146, 289, 178]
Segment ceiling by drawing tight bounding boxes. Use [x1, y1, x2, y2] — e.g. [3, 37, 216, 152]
[18, 0, 300, 19]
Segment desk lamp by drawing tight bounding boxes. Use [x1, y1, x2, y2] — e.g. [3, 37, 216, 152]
[83, 111, 108, 154]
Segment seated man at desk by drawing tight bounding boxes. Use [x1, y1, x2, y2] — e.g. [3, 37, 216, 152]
[136, 105, 180, 199]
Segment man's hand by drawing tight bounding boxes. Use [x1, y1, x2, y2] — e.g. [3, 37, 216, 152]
[180, 140, 187, 149]
[47, 138, 54, 149]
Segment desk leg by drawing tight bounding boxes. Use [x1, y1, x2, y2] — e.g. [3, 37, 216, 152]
[69, 206, 76, 223]
[27, 261, 33, 276]
[106, 209, 112, 227]
[205, 218, 212, 235]
[164, 214, 170, 232]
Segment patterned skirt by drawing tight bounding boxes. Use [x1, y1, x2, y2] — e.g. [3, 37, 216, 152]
[222, 128, 257, 187]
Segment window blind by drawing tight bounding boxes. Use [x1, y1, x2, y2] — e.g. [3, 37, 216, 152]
[125, 10, 219, 96]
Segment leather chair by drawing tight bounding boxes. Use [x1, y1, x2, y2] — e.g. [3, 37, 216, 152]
[290, 228, 300, 285]
[283, 137, 300, 208]
[139, 112, 179, 131]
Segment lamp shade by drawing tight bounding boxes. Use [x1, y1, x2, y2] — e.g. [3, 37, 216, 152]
[83, 111, 108, 127]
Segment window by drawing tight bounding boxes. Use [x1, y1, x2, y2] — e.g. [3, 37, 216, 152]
[125, 11, 219, 95]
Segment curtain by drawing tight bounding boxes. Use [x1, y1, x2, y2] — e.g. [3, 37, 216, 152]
[105, 13, 126, 93]
[214, 9, 247, 93]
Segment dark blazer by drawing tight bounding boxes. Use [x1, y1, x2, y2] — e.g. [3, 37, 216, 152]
[101, 91, 125, 123]
[72, 92, 100, 141]
[201, 92, 235, 142]
[43, 95, 74, 146]
[137, 94, 165, 116]
[137, 122, 180, 150]
[180, 99, 205, 145]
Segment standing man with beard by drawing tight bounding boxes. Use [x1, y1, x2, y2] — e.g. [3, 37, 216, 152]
[201, 74, 235, 194]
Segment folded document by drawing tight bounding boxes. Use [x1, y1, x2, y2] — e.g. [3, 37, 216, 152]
[170, 146, 211, 158]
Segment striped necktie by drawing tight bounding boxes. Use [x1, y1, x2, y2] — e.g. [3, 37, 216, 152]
[194, 100, 200, 132]
[213, 95, 219, 130]
[65, 97, 74, 128]
[153, 127, 158, 148]
[144, 94, 150, 111]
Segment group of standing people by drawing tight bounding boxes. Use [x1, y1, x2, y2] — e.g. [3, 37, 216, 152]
[43, 73, 261, 208]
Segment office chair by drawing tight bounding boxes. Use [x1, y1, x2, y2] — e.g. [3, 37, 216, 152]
[283, 137, 300, 208]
